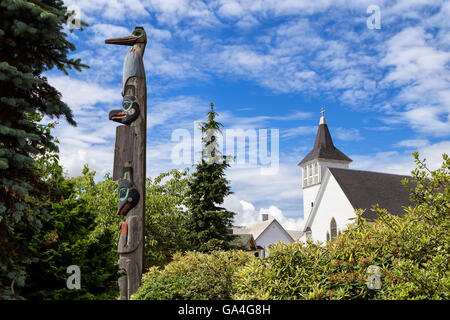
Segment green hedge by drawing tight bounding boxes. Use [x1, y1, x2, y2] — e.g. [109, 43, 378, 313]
[233, 153, 449, 300]
[132, 250, 255, 300]
[233, 209, 449, 300]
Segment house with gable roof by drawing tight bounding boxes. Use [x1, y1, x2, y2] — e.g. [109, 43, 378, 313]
[231, 214, 299, 257]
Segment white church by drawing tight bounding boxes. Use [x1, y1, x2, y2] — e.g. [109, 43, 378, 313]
[298, 110, 411, 243]
[231, 110, 411, 252]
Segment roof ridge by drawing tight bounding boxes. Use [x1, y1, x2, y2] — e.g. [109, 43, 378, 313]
[328, 167, 412, 178]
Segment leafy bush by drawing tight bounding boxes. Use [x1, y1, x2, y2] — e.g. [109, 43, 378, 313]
[233, 153, 449, 300]
[144, 169, 192, 268]
[234, 211, 448, 300]
[131, 267, 190, 300]
[19, 167, 120, 300]
[132, 250, 255, 300]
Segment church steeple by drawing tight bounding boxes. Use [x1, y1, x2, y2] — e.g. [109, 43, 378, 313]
[298, 109, 352, 223]
[298, 109, 352, 166]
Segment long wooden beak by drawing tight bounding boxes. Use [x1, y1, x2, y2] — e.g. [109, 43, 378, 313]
[105, 36, 137, 46]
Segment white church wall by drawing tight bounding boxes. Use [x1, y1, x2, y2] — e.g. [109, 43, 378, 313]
[302, 184, 320, 223]
[310, 173, 355, 243]
[255, 221, 294, 257]
[301, 160, 350, 224]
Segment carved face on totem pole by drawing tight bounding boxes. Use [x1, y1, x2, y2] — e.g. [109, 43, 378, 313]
[117, 163, 140, 216]
[109, 85, 140, 124]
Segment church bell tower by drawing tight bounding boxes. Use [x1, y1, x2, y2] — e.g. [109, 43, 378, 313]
[298, 109, 352, 224]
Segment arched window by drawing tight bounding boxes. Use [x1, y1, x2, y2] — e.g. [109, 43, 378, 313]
[330, 218, 337, 241]
[326, 231, 330, 242]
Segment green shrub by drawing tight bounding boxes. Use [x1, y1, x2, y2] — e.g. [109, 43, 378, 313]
[233, 153, 449, 300]
[132, 267, 190, 300]
[234, 210, 448, 300]
[132, 250, 255, 300]
[20, 178, 119, 300]
[13, 165, 120, 300]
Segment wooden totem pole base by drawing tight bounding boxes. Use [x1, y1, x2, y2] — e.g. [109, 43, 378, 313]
[114, 77, 146, 300]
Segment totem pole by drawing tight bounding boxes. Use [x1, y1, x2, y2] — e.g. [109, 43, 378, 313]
[105, 26, 147, 300]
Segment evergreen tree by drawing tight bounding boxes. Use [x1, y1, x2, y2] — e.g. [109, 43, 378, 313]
[186, 103, 236, 252]
[0, 0, 88, 298]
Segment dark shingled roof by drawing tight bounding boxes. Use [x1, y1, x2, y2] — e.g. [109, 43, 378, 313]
[329, 168, 413, 219]
[298, 123, 352, 165]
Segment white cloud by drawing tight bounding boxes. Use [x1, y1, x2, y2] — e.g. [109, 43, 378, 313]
[393, 139, 429, 149]
[217, 1, 245, 19]
[260, 205, 304, 230]
[334, 127, 364, 141]
[64, 0, 149, 23]
[47, 76, 120, 112]
[147, 95, 206, 130]
[281, 126, 316, 139]
[379, 27, 450, 136]
[144, 0, 219, 26]
[52, 114, 116, 178]
[226, 163, 302, 215]
[401, 106, 450, 137]
[235, 15, 260, 29]
[223, 195, 304, 231]
[351, 140, 450, 175]
[217, 109, 312, 130]
[88, 24, 131, 45]
[381, 27, 449, 86]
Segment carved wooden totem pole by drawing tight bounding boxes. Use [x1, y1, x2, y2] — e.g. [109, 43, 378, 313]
[105, 26, 147, 300]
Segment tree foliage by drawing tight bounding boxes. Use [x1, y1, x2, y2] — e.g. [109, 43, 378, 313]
[185, 103, 236, 252]
[0, 0, 88, 298]
[10, 160, 119, 300]
[144, 169, 192, 268]
[21, 176, 119, 299]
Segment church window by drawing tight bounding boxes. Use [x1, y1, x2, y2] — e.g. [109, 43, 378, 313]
[312, 162, 319, 184]
[330, 218, 337, 241]
[303, 167, 308, 187]
[303, 162, 320, 187]
[326, 232, 330, 242]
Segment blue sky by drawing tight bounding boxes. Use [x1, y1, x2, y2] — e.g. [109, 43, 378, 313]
[47, 0, 449, 230]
